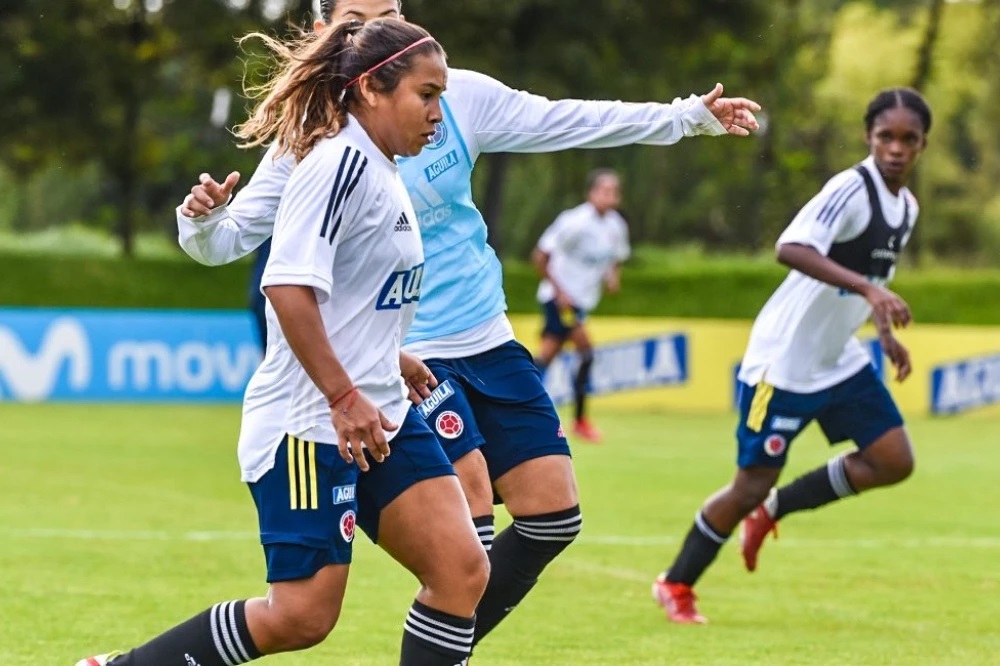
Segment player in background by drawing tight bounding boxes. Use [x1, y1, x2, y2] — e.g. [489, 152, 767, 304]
[532, 168, 630, 443]
[652, 88, 932, 624]
[177, 0, 761, 653]
[77, 19, 489, 666]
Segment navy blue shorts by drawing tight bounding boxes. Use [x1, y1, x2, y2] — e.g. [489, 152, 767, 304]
[421, 340, 571, 483]
[248, 435, 359, 582]
[735, 365, 904, 469]
[540, 300, 586, 339]
[356, 407, 455, 543]
[248, 408, 454, 582]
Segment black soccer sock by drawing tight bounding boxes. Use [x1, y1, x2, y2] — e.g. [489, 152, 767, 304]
[574, 352, 594, 422]
[772, 454, 857, 520]
[473, 514, 495, 552]
[473, 505, 583, 646]
[665, 511, 730, 587]
[400, 600, 475, 666]
[111, 600, 262, 666]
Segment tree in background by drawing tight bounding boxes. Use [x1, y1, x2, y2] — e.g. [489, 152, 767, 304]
[0, 0, 997, 262]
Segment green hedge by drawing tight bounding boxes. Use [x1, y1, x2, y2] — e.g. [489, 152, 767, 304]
[2, 252, 999, 325]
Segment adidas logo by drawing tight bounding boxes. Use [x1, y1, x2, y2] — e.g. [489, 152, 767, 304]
[394, 212, 412, 232]
[185, 654, 202, 666]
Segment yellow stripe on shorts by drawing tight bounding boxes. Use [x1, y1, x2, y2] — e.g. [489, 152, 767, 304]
[746, 381, 774, 433]
[307, 440, 318, 510]
[287, 435, 298, 510]
[287, 436, 319, 510]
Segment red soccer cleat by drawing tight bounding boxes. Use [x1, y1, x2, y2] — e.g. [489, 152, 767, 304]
[572, 417, 603, 443]
[651, 574, 708, 624]
[740, 504, 779, 572]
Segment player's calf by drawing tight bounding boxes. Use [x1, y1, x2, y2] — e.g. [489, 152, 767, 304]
[473, 504, 583, 645]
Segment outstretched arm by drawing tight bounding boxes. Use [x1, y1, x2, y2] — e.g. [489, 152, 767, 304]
[451, 69, 761, 155]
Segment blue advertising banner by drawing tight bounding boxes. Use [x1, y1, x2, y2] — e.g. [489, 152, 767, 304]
[0, 308, 261, 402]
[930, 354, 1000, 415]
[542, 333, 688, 406]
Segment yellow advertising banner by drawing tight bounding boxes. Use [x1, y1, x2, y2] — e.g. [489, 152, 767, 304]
[510, 315, 1000, 417]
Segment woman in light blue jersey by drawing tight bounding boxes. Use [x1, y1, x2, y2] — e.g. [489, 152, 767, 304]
[178, 0, 760, 653]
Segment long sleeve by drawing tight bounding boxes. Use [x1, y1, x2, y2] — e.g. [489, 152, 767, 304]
[176, 144, 295, 266]
[446, 69, 727, 156]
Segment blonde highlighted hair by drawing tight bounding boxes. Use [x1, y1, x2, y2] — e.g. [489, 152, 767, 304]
[234, 18, 443, 161]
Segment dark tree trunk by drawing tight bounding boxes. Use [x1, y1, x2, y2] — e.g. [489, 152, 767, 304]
[116, 10, 147, 258]
[906, 0, 945, 266]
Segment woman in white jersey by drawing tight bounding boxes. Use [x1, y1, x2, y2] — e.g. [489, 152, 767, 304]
[532, 168, 630, 443]
[653, 88, 932, 625]
[78, 19, 489, 666]
[177, 0, 760, 652]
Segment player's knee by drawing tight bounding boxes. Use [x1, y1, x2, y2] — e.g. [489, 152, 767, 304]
[272, 606, 340, 650]
[454, 454, 494, 517]
[864, 434, 915, 487]
[425, 542, 491, 610]
[881, 447, 915, 485]
[463, 545, 491, 601]
[731, 476, 774, 512]
[461, 476, 495, 518]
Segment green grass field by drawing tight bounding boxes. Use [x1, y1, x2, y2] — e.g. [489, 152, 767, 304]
[2, 403, 998, 665]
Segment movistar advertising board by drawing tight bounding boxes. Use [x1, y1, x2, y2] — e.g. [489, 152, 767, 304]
[0, 308, 261, 402]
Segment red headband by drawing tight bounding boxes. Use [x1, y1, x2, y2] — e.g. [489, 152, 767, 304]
[344, 36, 435, 92]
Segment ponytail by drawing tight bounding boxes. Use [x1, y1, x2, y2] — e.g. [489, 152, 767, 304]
[233, 18, 444, 161]
[234, 20, 364, 161]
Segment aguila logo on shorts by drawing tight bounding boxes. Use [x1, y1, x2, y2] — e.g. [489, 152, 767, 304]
[416, 380, 455, 419]
[332, 484, 356, 505]
[340, 510, 356, 542]
[770, 415, 802, 432]
[764, 434, 787, 457]
[435, 410, 464, 439]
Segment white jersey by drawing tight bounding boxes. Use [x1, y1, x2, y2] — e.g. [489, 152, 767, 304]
[177, 68, 725, 360]
[738, 156, 917, 393]
[535, 202, 630, 311]
[238, 117, 422, 482]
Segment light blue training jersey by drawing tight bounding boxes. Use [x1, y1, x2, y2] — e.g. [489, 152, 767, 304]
[396, 95, 501, 344]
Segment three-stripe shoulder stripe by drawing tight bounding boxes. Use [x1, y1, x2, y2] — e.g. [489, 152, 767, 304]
[319, 147, 369, 244]
[816, 177, 864, 227]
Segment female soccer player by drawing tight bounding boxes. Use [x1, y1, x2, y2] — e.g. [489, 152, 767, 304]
[78, 19, 489, 666]
[177, 0, 760, 651]
[653, 88, 931, 624]
[532, 168, 631, 443]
